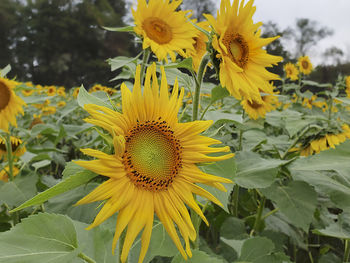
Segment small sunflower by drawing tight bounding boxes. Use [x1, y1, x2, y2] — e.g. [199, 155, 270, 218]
[90, 84, 105, 93]
[73, 87, 80, 98]
[57, 101, 66, 107]
[0, 165, 19, 182]
[75, 64, 234, 263]
[22, 89, 35, 96]
[241, 94, 277, 120]
[204, 0, 282, 102]
[46, 86, 57, 96]
[302, 95, 317, 109]
[0, 77, 26, 132]
[0, 136, 26, 160]
[132, 0, 197, 62]
[284, 63, 299, 81]
[298, 56, 313, 75]
[186, 21, 210, 72]
[30, 114, 44, 129]
[42, 106, 56, 115]
[345, 76, 350, 98]
[57, 87, 66, 97]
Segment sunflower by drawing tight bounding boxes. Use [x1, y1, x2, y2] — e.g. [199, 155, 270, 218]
[346, 76, 350, 98]
[0, 165, 19, 182]
[42, 106, 56, 115]
[57, 87, 66, 97]
[46, 86, 56, 96]
[204, 0, 282, 102]
[21, 89, 35, 96]
[90, 84, 105, 93]
[185, 21, 210, 72]
[75, 64, 234, 263]
[0, 136, 26, 160]
[73, 87, 80, 98]
[0, 77, 26, 132]
[302, 95, 317, 109]
[57, 101, 66, 107]
[132, 0, 197, 63]
[284, 63, 299, 81]
[30, 114, 44, 129]
[241, 94, 277, 120]
[298, 56, 313, 75]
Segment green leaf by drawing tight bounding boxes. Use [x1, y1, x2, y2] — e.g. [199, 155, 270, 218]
[221, 217, 248, 240]
[165, 57, 194, 71]
[108, 55, 141, 71]
[292, 170, 350, 209]
[205, 111, 243, 126]
[77, 85, 113, 110]
[261, 181, 317, 231]
[238, 237, 275, 262]
[234, 151, 288, 189]
[0, 213, 79, 263]
[102, 25, 134, 32]
[200, 157, 236, 213]
[0, 173, 38, 207]
[313, 212, 350, 239]
[129, 222, 179, 263]
[0, 65, 11, 77]
[211, 86, 230, 103]
[10, 165, 97, 212]
[171, 250, 226, 263]
[31, 159, 51, 171]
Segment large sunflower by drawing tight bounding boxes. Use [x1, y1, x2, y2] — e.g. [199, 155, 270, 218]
[204, 0, 282, 102]
[75, 64, 234, 263]
[298, 56, 313, 75]
[284, 62, 299, 81]
[132, 0, 198, 62]
[0, 77, 26, 132]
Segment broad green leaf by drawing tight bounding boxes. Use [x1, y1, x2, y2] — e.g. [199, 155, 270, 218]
[211, 85, 230, 103]
[171, 250, 226, 263]
[221, 217, 248, 240]
[107, 55, 140, 71]
[129, 222, 179, 263]
[200, 157, 236, 213]
[0, 173, 38, 207]
[302, 80, 332, 88]
[289, 140, 350, 184]
[221, 238, 245, 257]
[234, 151, 288, 189]
[73, 220, 119, 263]
[254, 252, 292, 263]
[0, 64, 11, 77]
[11, 166, 97, 212]
[238, 237, 275, 262]
[261, 181, 317, 231]
[21, 95, 52, 104]
[313, 212, 350, 239]
[292, 170, 350, 209]
[205, 111, 243, 126]
[165, 57, 193, 71]
[77, 85, 113, 110]
[0, 213, 79, 263]
[31, 159, 51, 171]
[102, 25, 134, 32]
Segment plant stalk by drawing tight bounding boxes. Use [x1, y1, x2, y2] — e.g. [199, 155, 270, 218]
[251, 196, 266, 235]
[344, 239, 350, 262]
[78, 252, 96, 263]
[140, 48, 151, 84]
[5, 132, 14, 181]
[192, 53, 210, 121]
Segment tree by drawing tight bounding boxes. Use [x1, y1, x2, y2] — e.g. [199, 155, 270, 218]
[181, 0, 216, 21]
[285, 18, 333, 57]
[322, 46, 344, 66]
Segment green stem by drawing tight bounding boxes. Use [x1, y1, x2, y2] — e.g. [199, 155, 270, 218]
[344, 239, 350, 262]
[232, 184, 239, 217]
[261, 207, 279, 220]
[200, 102, 214, 120]
[308, 251, 314, 263]
[251, 196, 266, 235]
[5, 132, 14, 181]
[192, 53, 210, 121]
[328, 95, 333, 126]
[78, 252, 96, 263]
[140, 48, 151, 84]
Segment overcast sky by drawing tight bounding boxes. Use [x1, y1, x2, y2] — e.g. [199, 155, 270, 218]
[232, 0, 350, 64]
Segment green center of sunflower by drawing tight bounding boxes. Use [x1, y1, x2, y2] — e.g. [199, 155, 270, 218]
[301, 60, 309, 69]
[143, 17, 172, 44]
[0, 81, 11, 110]
[123, 118, 182, 191]
[222, 33, 249, 68]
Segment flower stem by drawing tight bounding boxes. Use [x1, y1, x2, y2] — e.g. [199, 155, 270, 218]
[140, 48, 151, 84]
[344, 239, 350, 262]
[78, 252, 96, 263]
[5, 132, 14, 181]
[327, 95, 333, 126]
[251, 196, 266, 235]
[192, 54, 210, 121]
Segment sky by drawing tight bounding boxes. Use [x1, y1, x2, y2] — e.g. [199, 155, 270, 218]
[236, 0, 350, 65]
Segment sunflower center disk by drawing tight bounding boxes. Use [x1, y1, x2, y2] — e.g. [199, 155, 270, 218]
[143, 17, 172, 44]
[0, 81, 11, 110]
[123, 119, 182, 191]
[223, 33, 249, 68]
[247, 99, 263, 109]
[302, 61, 309, 69]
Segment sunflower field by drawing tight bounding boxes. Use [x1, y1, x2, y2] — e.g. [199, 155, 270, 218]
[1, 0, 350, 263]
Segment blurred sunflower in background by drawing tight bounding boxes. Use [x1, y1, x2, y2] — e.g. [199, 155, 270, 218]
[0, 77, 26, 132]
[284, 62, 299, 81]
[345, 76, 350, 98]
[46, 86, 56, 96]
[204, 0, 282, 102]
[132, 0, 197, 62]
[241, 94, 277, 120]
[0, 136, 26, 160]
[298, 56, 313, 75]
[0, 166, 19, 182]
[75, 64, 234, 263]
